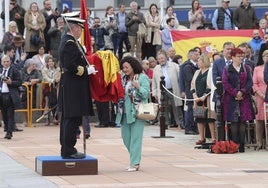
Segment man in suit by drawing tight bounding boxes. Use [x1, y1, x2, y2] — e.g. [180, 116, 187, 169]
[0, 55, 22, 139]
[182, 49, 199, 134]
[212, 41, 234, 141]
[58, 17, 97, 159]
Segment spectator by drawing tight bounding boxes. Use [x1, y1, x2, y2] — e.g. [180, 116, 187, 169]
[32, 45, 49, 71]
[212, 42, 234, 141]
[253, 50, 268, 150]
[41, 0, 60, 53]
[191, 54, 216, 144]
[211, 0, 234, 30]
[249, 30, 263, 67]
[116, 56, 150, 172]
[172, 54, 183, 65]
[167, 47, 176, 62]
[102, 6, 118, 53]
[162, 6, 179, 29]
[263, 12, 268, 26]
[0, 55, 22, 139]
[162, 18, 176, 51]
[24, 2, 46, 58]
[20, 58, 42, 126]
[90, 17, 108, 50]
[12, 35, 27, 71]
[125, 1, 146, 60]
[1, 0, 26, 35]
[238, 42, 254, 71]
[258, 18, 268, 39]
[182, 49, 199, 134]
[152, 50, 183, 128]
[143, 4, 161, 59]
[116, 4, 131, 60]
[148, 56, 157, 69]
[87, 8, 94, 28]
[188, 0, 205, 30]
[222, 48, 254, 153]
[233, 0, 258, 29]
[1, 21, 20, 52]
[257, 32, 268, 67]
[47, 17, 65, 62]
[41, 55, 61, 125]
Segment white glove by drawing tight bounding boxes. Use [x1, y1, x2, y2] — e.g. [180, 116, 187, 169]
[87, 65, 98, 75]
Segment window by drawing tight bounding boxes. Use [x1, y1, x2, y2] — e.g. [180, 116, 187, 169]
[72, 0, 94, 8]
[116, 0, 144, 7]
[173, 0, 215, 6]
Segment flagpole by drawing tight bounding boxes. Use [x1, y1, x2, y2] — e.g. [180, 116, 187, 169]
[160, 0, 164, 27]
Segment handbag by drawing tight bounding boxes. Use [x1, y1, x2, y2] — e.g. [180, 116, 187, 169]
[30, 30, 45, 46]
[137, 23, 147, 39]
[135, 102, 158, 121]
[193, 105, 208, 119]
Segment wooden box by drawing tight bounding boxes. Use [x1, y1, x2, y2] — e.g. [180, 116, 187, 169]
[35, 155, 98, 176]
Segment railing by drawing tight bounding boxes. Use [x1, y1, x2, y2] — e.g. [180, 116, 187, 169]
[15, 82, 52, 127]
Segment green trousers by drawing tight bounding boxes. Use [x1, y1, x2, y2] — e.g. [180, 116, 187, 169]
[121, 115, 145, 166]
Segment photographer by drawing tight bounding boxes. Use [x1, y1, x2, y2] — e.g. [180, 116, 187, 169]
[90, 17, 108, 50]
[0, 55, 22, 139]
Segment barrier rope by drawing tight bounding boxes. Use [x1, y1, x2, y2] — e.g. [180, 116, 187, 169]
[161, 84, 212, 102]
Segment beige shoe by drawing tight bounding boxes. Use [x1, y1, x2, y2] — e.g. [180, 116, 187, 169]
[127, 165, 139, 172]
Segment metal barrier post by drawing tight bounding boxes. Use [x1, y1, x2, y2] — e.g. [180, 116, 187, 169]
[152, 76, 174, 138]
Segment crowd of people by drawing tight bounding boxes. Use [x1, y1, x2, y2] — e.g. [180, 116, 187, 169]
[1, 0, 268, 170]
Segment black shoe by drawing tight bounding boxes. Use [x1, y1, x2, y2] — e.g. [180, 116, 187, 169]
[169, 125, 178, 128]
[4, 133, 12, 139]
[94, 124, 108, 128]
[185, 130, 198, 135]
[62, 152, 86, 159]
[14, 128, 23, 132]
[85, 133, 90, 139]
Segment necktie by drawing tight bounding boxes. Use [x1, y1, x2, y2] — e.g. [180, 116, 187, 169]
[226, 61, 231, 66]
[0, 69, 7, 92]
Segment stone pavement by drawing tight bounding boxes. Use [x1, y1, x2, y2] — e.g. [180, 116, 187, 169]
[1, 123, 268, 188]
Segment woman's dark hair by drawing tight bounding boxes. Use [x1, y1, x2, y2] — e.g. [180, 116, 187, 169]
[149, 3, 158, 15]
[165, 6, 173, 14]
[172, 54, 182, 64]
[231, 48, 244, 57]
[191, 0, 199, 13]
[120, 56, 143, 74]
[193, 46, 202, 55]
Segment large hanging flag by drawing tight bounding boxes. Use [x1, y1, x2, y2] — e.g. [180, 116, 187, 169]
[171, 30, 253, 61]
[80, 0, 91, 55]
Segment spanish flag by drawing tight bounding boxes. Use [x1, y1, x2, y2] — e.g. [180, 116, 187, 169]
[80, 0, 91, 55]
[171, 30, 253, 61]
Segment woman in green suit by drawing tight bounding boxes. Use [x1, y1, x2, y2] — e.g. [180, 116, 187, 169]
[116, 56, 150, 172]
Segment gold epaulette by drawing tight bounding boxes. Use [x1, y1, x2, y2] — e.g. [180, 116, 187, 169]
[76, 65, 84, 76]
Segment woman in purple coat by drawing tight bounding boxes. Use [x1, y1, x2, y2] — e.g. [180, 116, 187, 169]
[221, 48, 254, 153]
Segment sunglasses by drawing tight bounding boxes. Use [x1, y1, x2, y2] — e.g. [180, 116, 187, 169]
[10, 2, 15, 5]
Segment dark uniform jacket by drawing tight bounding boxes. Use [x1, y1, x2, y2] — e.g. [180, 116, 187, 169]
[58, 34, 94, 118]
[0, 66, 22, 109]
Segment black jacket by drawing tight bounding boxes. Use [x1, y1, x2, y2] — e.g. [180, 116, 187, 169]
[58, 34, 94, 117]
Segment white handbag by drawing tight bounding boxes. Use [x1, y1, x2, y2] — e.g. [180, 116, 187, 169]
[135, 103, 158, 121]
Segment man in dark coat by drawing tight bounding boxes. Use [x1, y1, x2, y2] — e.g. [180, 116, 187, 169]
[0, 55, 22, 139]
[58, 17, 96, 159]
[0, 0, 26, 35]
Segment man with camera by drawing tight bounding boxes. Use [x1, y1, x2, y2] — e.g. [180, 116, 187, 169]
[90, 17, 108, 50]
[41, 0, 60, 53]
[0, 55, 22, 139]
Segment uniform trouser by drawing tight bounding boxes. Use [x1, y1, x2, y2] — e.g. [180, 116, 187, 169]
[128, 35, 142, 60]
[121, 115, 145, 166]
[60, 116, 82, 157]
[0, 93, 15, 134]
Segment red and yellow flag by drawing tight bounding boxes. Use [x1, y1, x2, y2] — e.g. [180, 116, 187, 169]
[80, 0, 91, 55]
[171, 30, 253, 61]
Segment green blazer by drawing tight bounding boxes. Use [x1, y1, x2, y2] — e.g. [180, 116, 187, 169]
[116, 73, 150, 124]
